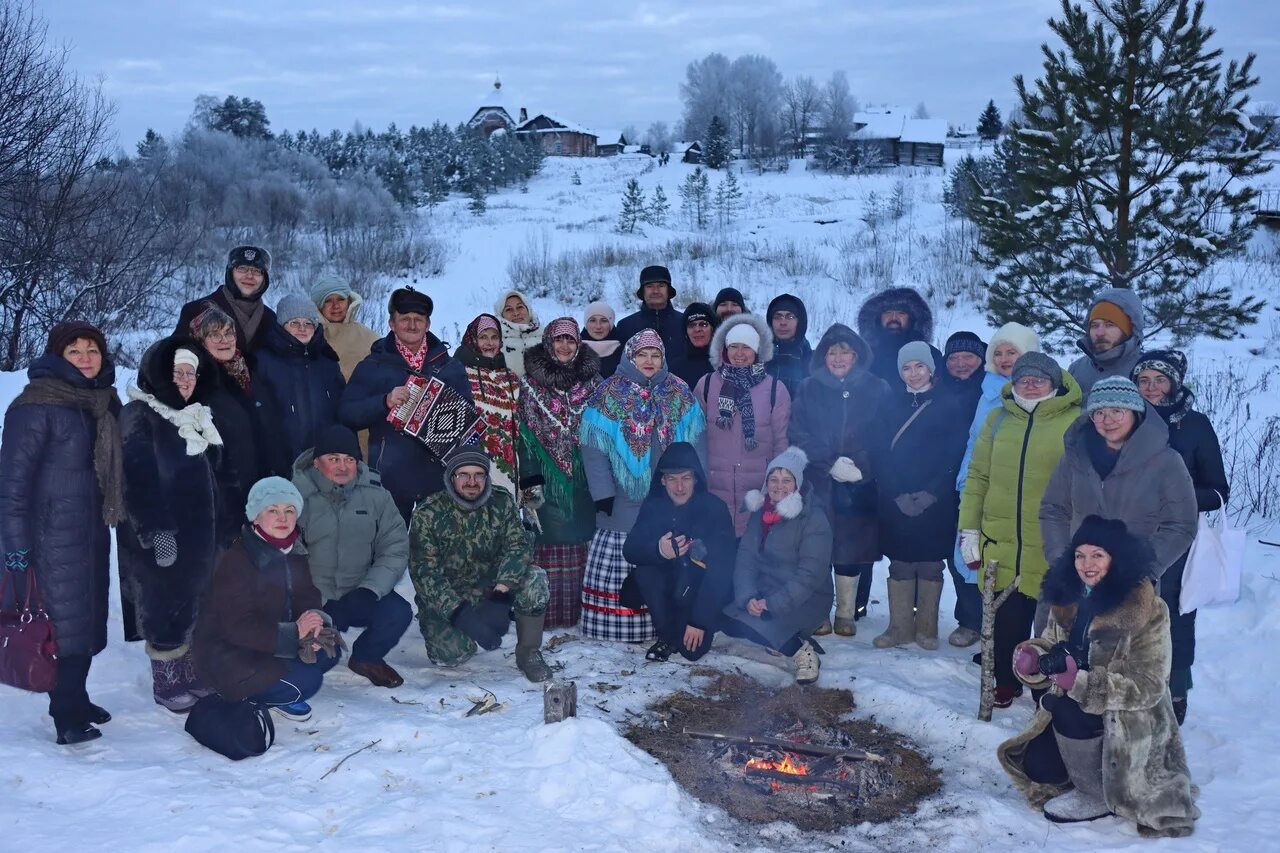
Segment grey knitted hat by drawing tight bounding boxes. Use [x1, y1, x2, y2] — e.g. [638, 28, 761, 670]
[245, 476, 304, 521]
[896, 340, 936, 375]
[1010, 351, 1062, 390]
[763, 446, 809, 491]
[276, 293, 323, 326]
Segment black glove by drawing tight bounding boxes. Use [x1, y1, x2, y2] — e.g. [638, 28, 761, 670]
[1037, 642, 1075, 676]
[594, 497, 615, 516]
[450, 597, 512, 651]
[688, 539, 708, 565]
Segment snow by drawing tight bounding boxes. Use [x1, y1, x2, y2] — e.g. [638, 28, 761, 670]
[3, 155, 1280, 851]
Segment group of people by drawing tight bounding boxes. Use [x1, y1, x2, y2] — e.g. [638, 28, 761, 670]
[1, 247, 1215, 836]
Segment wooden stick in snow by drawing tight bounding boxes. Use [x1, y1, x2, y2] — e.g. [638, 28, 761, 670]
[682, 728, 884, 762]
[320, 739, 381, 780]
[978, 559, 1019, 722]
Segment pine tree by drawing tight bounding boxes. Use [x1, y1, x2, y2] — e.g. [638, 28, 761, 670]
[703, 116, 730, 169]
[973, 0, 1273, 345]
[468, 182, 487, 216]
[618, 178, 646, 233]
[714, 168, 743, 228]
[645, 184, 670, 227]
[976, 100, 1002, 141]
[680, 168, 711, 230]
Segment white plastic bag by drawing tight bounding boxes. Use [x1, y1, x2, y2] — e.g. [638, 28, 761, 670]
[1179, 496, 1244, 614]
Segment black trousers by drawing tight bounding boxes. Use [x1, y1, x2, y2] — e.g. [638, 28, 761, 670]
[1022, 694, 1105, 784]
[631, 562, 715, 661]
[947, 560, 983, 631]
[1160, 554, 1196, 693]
[994, 589, 1038, 688]
[721, 619, 805, 657]
[48, 654, 92, 728]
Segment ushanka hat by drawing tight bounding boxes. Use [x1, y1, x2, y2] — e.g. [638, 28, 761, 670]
[636, 264, 675, 298]
[388, 286, 432, 317]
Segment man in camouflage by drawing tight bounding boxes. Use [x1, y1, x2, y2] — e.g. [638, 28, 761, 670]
[408, 449, 552, 682]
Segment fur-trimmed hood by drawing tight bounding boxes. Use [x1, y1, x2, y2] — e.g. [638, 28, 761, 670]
[136, 334, 221, 410]
[856, 287, 934, 344]
[1041, 516, 1156, 617]
[524, 331, 601, 391]
[708, 313, 774, 370]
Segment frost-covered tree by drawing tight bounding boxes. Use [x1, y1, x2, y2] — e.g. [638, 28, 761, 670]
[714, 169, 743, 228]
[974, 0, 1274, 344]
[703, 116, 730, 169]
[680, 53, 734, 141]
[618, 178, 645, 233]
[782, 75, 822, 156]
[645, 121, 673, 156]
[680, 167, 711, 230]
[468, 182, 486, 216]
[645, 184, 670, 227]
[977, 100, 1002, 141]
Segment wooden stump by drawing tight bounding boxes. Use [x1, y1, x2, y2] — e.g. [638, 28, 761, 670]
[544, 681, 577, 724]
[977, 559, 1019, 722]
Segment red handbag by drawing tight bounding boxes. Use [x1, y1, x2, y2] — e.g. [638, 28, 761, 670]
[0, 570, 59, 692]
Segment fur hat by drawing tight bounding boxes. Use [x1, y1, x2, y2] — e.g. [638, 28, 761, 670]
[986, 322, 1040, 373]
[276, 293, 322, 327]
[944, 331, 987, 360]
[1041, 515, 1156, 609]
[1011, 351, 1062, 390]
[897, 340, 936, 376]
[225, 246, 271, 294]
[45, 320, 107, 358]
[245, 476, 303, 521]
[313, 424, 360, 460]
[388, 287, 432, 317]
[1085, 376, 1145, 415]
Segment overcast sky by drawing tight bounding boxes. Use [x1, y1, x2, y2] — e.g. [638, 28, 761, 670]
[41, 0, 1280, 149]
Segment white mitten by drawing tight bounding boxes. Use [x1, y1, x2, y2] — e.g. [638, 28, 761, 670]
[829, 456, 863, 484]
[959, 530, 982, 566]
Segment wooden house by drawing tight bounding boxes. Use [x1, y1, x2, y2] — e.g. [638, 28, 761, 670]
[848, 111, 946, 167]
[596, 130, 628, 156]
[516, 113, 599, 157]
[673, 141, 703, 164]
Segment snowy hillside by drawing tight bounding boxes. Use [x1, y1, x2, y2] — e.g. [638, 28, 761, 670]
[2, 156, 1280, 852]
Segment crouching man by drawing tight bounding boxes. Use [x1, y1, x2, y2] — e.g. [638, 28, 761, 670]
[622, 442, 736, 663]
[293, 425, 412, 688]
[408, 449, 552, 682]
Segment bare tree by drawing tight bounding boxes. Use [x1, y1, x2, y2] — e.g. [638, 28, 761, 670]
[782, 75, 822, 157]
[729, 54, 784, 155]
[644, 120, 673, 154]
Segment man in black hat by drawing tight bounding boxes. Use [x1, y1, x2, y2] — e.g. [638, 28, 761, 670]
[175, 245, 276, 353]
[940, 331, 988, 419]
[338, 286, 472, 523]
[613, 265, 687, 358]
[712, 287, 747, 320]
[670, 302, 718, 389]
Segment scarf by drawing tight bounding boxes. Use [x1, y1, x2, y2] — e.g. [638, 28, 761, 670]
[760, 496, 782, 545]
[582, 338, 621, 359]
[11, 377, 124, 526]
[579, 361, 706, 501]
[253, 523, 300, 551]
[220, 284, 266, 344]
[520, 348, 599, 507]
[395, 336, 427, 372]
[221, 351, 252, 394]
[715, 363, 768, 450]
[1153, 386, 1195, 426]
[127, 383, 224, 455]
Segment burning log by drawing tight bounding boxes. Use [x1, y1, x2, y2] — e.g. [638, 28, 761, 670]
[978, 558, 1019, 722]
[745, 769, 860, 792]
[682, 728, 884, 762]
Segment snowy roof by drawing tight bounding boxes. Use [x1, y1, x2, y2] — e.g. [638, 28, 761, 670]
[901, 119, 947, 145]
[517, 113, 598, 137]
[595, 129, 626, 145]
[672, 140, 701, 152]
[848, 113, 947, 144]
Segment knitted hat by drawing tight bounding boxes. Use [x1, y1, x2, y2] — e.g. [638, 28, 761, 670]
[276, 293, 322, 326]
[713, 287, 747, 312]
[309, 273, 351, 308]
[1089, 300, 1134, 338]
[1011, 352, 1062, 390]
[1085, 376, 1145, 415]
[636, 264, 675, 299]
[1133, 349, 1187, 390]
[313, 424, 360, 460]
[445, 448, 491, 476]
[173, 348, 200, 370]
[724, 322, 761, 352]
[764, 446, 809, 491]
[545, 316, 579, 342]
[944, 331, 987, 360]
[388, 287, 432, 317]
[897, 340, 936, 375]
[45, 320, 107, 357]
[245, 476, 303, 521]
[683, 302, 715, 327]
[584, 301, 615, 324]
[986, 322, 1040, 372]
[625, 328, 665, 361]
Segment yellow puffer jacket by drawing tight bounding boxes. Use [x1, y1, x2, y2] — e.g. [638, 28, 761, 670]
[958, 370, 1082, 598]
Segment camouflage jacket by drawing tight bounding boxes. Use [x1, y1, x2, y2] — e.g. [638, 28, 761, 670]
[408, 486, 532, 618]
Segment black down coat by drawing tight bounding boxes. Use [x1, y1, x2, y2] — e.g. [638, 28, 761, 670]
[765, 293, 813, 399]
[203, 353, 291, 511]
[0, 354, 119, 657]
[788, 324, 891, 565]
[253, 322, 345, 464]
[118, 336, 237, 651]
[338, 332, 474, 522]
[614, 303, 688, 360]
[875, 385, 968, 562]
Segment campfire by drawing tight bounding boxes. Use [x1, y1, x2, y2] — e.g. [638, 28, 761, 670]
[626, 674, 940, 832]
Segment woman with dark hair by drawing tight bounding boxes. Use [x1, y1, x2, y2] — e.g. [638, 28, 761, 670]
[519, 318, 601, 628]
[1, 321, 123, 744]
[119, 336, 236, 712]
[581, 301, 622, 379]
[998, 516, 1198, 837]
[457, 313, 522, 497]
[1133, 350, 1228, 724]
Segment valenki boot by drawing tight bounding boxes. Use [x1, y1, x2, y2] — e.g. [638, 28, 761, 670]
[873, 579, 916, 648]
[147, 643, 199, 713]
[515, 613, 553, 683]
[834, 575, 857, 636]
[1043, 734, 1112, 823]
[914, 579, 943, 650]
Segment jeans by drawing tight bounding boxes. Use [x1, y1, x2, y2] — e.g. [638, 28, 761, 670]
[251, 650, 341, 707]
[323, 591, 413, 663]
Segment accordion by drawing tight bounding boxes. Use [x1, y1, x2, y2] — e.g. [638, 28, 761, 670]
[386, 374, 486, 462]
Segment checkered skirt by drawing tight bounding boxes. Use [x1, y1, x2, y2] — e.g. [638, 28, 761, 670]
[581, 529, 654, 643]
[537, 542, 588, 628]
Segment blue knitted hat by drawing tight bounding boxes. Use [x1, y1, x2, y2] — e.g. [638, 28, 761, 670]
[1085, 376, 1145, 415]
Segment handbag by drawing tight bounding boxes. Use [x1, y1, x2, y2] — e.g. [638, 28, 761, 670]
[185, 694, 276, 760]
[1179, 491, 1245, 614]
[0, 570, 59, 693]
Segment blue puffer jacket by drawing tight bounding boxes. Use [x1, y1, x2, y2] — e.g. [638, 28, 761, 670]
[254, 322, 345, 462]
[338, 333, 473, 522]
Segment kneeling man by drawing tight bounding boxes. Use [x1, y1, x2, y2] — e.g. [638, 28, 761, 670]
[409, 450, 552, 682]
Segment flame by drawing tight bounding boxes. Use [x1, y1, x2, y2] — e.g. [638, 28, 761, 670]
[745, 752, 809, 776]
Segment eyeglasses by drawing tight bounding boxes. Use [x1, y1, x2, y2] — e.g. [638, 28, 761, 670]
[773, 311, 797, 321]
[284, 319, 316, 331]
[172, 369, 198, 381]
[1014, 377, 1051, 389]
[1090, 407, 1132, 423]
[688, 321, 711, 330]
[203, 330, 236, 343]
[451, 472, 487, 483]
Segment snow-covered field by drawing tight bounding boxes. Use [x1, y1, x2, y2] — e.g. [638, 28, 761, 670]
[2, 155, 1279, 851]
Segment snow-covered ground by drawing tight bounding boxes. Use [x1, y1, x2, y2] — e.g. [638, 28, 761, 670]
[2, 156, 1279, 851]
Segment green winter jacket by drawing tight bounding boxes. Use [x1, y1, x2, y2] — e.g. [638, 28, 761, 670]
[408, 484, 532, 620]
[292, 449, 409, 602]
[958, 370, 1082, 598]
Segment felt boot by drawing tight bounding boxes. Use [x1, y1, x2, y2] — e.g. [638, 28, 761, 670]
[914, 579, 943, 650]
[834, 575, 857, 636]
[873, 579, 916, 648]
[1044, 734, 1111, 823]
[515, 613, 553, 683]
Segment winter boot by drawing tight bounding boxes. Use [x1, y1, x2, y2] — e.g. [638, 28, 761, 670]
[948, 626, 980, 647]
[1044, 734, 1111, 823]
[855, 566, 873, 619]
[177, 646, 214, 698]
[515, 613, 553, 683]
[834, 575, 857, 636]
[792, 641, 820, 685]
[148, 643, 198, 713]
[813, 619, 833, 636]
[873, 579, 916, 648]
[914, 579, 943, 650]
